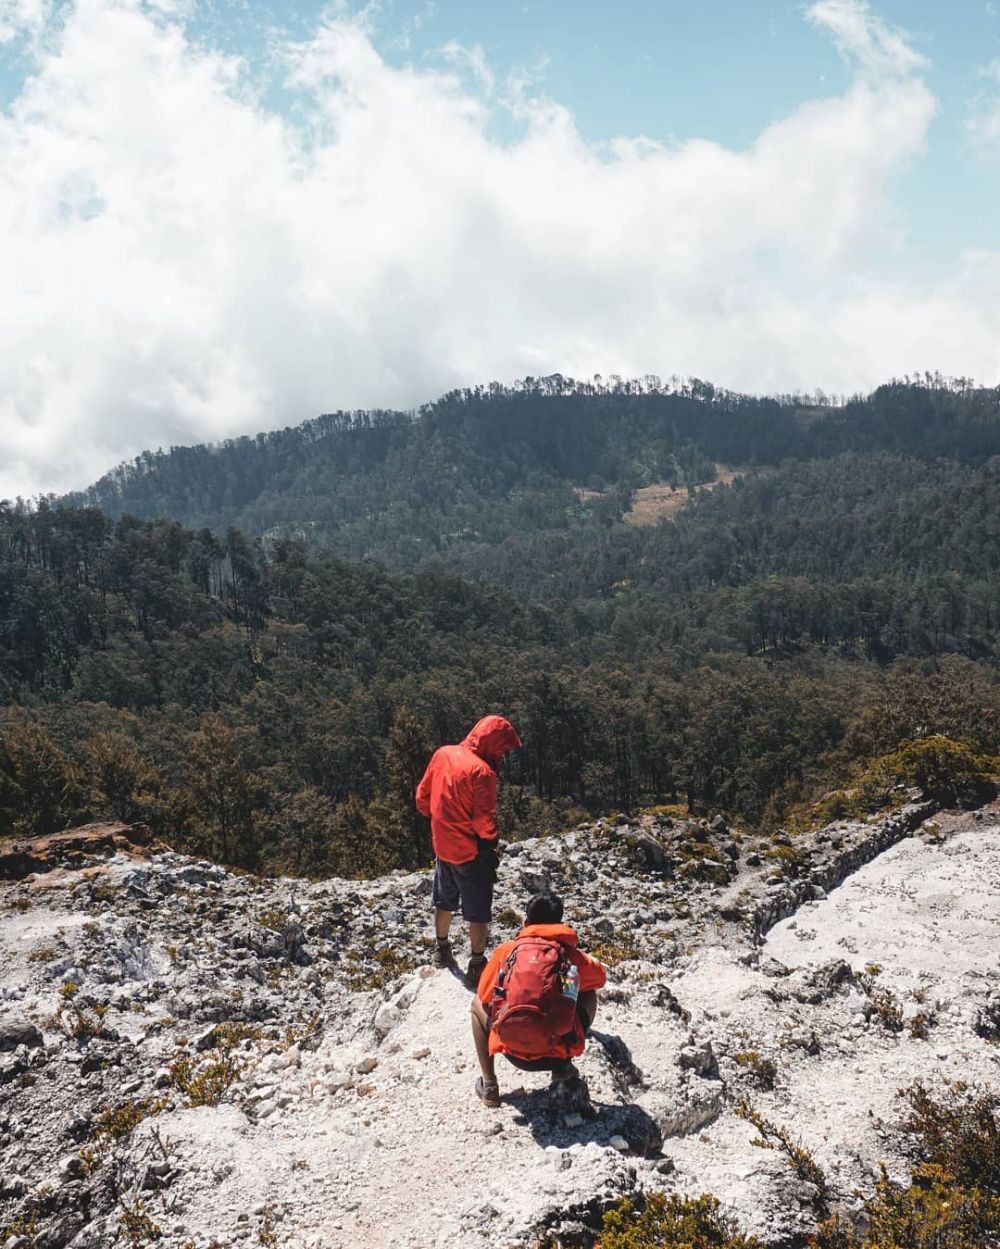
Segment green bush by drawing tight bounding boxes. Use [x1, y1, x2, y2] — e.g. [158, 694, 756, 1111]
[598, 1192, 761, 1248]
[809, 1081, 1000, 1248]
[857, 736, 997, 808]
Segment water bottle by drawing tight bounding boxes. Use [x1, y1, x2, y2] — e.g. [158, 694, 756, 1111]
[564, 962, 580, 1002]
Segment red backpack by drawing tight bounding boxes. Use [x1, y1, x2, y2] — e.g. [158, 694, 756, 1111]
[489, 936, 584, 1059]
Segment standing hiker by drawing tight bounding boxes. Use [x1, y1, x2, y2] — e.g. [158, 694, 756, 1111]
[470, 892, 606, 1109]
[415, 714, 522, 985]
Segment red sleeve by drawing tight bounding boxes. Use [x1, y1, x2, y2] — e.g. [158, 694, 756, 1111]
[477, 941, 513, 1005]
[468, 765, 498, 841]
[573, 950, 607, 992]
[414, 756, 434, 817]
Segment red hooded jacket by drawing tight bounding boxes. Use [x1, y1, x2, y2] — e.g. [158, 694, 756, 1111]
[415, 715, 522, 864]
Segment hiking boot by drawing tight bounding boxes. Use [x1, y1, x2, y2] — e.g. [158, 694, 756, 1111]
[475, 1076, 501, 1108]
[465, 952, 488, 988]
[548, 1073, 592, 1114]
[432, 939, 455, 969]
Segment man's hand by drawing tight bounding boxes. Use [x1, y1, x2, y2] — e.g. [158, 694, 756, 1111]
[476, 838, 500, 882]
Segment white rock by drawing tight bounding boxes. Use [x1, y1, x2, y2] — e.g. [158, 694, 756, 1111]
[373, 1003, 400, 1037]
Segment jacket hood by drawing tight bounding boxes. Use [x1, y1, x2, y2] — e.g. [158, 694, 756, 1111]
[461, 715, 522, 762]
[517, 923, 579, 947]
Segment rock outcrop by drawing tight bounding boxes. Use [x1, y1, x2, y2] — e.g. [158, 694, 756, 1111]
[1, 800, 998, 1248]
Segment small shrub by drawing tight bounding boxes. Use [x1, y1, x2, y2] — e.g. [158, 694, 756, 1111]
[67, 1002, 110, 1039]
[733, 1051, 778, 1090]
[77, 1144, 104, 1174]
[213, 1021, 265, 1051]
[168, 1053, 241, 1106]
[283, 1013, 321, 1049]
[598, 1191, 761, 1248]
[857, 964, 903, 1032]
[908, 1012, 933, 1040]
[0, 1208, 40, 1240]
[344, 947, 416, 991]
[94, 1098, 167, 1143]
[736, 1101, 829, 1214]
[119, 1196, 163, 1245]
[257, 1207, 280, 1247]
[59, 981, 80, 1000]
[588, 931, 644, 968]
[973, 1000, 1000, 1042]
[27, 945, 57, 962]
[763, 842, 805, 875]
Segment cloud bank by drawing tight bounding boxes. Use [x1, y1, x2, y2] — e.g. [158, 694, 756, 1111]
[0, 0, 998, 498]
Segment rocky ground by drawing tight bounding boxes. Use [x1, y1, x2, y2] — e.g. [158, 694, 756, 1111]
[1, 800, 999, 1249]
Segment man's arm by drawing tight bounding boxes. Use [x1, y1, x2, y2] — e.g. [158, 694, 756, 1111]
[576, 951, 607, 992]
[415, 756, 434, 818]
[469, 766, 499, 841]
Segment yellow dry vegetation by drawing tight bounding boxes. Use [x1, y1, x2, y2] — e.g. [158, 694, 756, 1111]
[574, 466, 750, 526]
[625, 466, 746, 526]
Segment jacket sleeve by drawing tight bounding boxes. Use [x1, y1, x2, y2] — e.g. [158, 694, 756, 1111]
[414, 756, 434, 817]
[468, 764, 499, 841]
[576, 951, 607, 992]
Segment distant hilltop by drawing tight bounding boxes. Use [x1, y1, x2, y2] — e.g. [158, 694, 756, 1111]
[59, 376, 1000, 563]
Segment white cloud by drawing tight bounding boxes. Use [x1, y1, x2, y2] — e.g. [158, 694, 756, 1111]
[806, 0, 927, 77]
[965, 59, 1000, 160]
[0, 0, 997, 499]
[0, 0, 49, 43]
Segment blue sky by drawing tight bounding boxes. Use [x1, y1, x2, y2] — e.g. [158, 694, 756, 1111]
[1, 0, 999, 496]
[385, 0, 1000, 266]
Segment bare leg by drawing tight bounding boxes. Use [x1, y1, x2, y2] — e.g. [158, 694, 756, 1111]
[468, 920, 488, 956]
[435, 908, 453, 940]
[579, 989, 598, 1028]
[470, 996, 497, 1086]
[549, 989, 599, 1085]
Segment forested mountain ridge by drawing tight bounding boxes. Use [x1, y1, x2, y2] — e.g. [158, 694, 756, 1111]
[63, 376, 1000, 571]
[3, 375, 999, 877]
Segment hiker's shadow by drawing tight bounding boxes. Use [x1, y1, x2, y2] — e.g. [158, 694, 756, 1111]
[501, 1030, 662, 1157]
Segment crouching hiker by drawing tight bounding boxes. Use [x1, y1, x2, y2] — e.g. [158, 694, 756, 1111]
[470, 892, 606, 1110]
[415, 714, 523, 986]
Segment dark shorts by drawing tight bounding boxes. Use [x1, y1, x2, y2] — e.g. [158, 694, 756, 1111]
[432, 856, 494, 924]
[493, 1000, 594, 1075]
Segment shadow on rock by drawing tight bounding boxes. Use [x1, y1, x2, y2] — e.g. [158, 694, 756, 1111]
[503, 1085, 662, 1157]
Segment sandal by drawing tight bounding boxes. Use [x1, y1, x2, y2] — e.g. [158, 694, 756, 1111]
[475, 1076, 501, 1108]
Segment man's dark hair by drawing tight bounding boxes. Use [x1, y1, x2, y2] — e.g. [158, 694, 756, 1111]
[524, 892, 564, 925]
